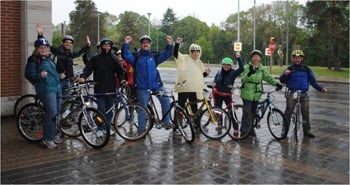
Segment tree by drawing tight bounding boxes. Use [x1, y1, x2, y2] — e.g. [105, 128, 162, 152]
[68, 0, 101, 50]
[160, 8, 177, 35]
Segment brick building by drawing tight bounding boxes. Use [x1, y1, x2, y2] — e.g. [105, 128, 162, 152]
[1, 1, 52, 116]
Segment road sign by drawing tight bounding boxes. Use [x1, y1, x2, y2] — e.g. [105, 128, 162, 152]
[265, 48, 272, 56]
[234, 42, 242, 51]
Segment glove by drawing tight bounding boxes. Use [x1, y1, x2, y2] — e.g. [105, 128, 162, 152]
[275, 83, 283, 91]
[247, 65, 256, 77]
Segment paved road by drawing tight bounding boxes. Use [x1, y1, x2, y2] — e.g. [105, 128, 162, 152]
[1, 67, 349, 184]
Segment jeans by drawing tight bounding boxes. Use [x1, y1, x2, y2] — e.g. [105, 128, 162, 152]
[242, 99, 258, 134]
[38, 92, 62, 141]
[137, 86, 170, 129]
[61, 79, 71, 97]
[96, 94, 114, 129]
[284, 93, 310, 132]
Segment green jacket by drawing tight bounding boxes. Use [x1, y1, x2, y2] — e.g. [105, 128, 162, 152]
[240, 63, 278, 101]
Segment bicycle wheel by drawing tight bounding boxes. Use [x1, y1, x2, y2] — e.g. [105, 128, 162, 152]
[267, 108, 287, 140]
[16, 103, 45, 141]
[59, 100, 82, 137]
[114, 103, 151, 141]
[79, 107, 110, 148]
[173, 106, 195, 143]
[198, 107, 231, 140]
[14, 94, 40, 116]
[228, 105, 253, 140]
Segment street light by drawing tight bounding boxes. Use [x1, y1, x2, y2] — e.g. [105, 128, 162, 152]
[97, 13, 100, 42]
[147, 13, 151, 36]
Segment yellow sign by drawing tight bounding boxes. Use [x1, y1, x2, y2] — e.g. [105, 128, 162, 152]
[234, 42, 242, 51]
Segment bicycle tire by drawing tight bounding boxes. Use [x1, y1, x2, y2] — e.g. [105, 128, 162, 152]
[198, 107, 231, 140]
[267, 108, 287, 140]
[79, 107, 110, 148]
[228, 105, 254, 140]
[114, 103, 151, 141]
[294, 107, 303, 143]
[16, 103, 45, 142]
[173, 106, 195, 143]
[14, 94, 40, 116]
[59, 100, 82, 137]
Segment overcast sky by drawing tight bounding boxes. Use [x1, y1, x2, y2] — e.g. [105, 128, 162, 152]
[52, 0, 307, 26]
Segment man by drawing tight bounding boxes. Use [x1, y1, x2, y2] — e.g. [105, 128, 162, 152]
[279, 49, 328, 138]
[121, 35, 174, 134]
[79, 38, 125, 136]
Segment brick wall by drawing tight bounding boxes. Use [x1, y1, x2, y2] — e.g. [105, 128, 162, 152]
[1, 1, 21, 97]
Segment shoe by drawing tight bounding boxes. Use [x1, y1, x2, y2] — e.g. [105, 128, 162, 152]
[96, 130, 104, 138]
[110, 128, 116, 136]
[54, 135, 63, 144]
[174, 129, 182, 136]
[42, 140, 57, 149]
[233, 129, 239, 137]
[304, 131, 315, 138]
[162, 123, 173, 130]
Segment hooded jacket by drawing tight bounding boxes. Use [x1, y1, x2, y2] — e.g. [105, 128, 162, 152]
[213, 57, 244, 93]
[121, 43, 173, 90]
[174, 43, 206, 99]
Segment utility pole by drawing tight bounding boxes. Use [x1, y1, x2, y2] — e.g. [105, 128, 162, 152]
[97, 13, 100, 42]
[147, 13, 151, 36]
[253, 0, 256, 50]
[237, 0, 240, 41]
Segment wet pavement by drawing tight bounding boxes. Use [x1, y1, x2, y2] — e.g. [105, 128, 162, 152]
[1, 72, 349, 184]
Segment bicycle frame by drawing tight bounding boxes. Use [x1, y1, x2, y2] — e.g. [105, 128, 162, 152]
[291, 90, 303, 142]
[255, 91, 275, 128]
[185, 89, 217, 123]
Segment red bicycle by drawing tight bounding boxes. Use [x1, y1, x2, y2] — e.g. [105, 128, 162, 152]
[208, 85, 254, 140]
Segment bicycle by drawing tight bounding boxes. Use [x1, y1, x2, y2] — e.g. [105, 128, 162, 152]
[185, 86, 231, 140]
[249, 89, 287, 140]
[286, 90, 303, 143]
[144, 81, 194, 143]
[207, 85, 254, 140]
[13, 94, 41, 116]
[16, 82, 110, 149]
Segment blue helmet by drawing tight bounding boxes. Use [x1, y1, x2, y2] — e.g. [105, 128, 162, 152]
[34, 38, 50, 47]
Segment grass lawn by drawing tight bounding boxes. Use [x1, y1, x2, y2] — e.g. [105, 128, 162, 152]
[159, 61, 349, 80]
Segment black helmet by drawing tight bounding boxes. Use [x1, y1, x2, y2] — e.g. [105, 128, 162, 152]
[96, 42, 100, 49]
[62, 35, 74, 43]
[100, 38, 113, 47]
[250, 49, 262, 57]
[139, 35, 152, 43]
[34, 38, 50, 47]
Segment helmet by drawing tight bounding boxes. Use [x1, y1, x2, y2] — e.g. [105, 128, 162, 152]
[139, 35, 152, 43]
[292, 49, 304, 57]
[116, 50, 121, 55]
[221, 57, 233, 65]
[100, 38, 113, 47]
[62, 35, 74, 43]
[189, 44, 201, 52]
[96, 42, 100, 49]
[250, 49, 262, 57]
[34, 38, 50, 47]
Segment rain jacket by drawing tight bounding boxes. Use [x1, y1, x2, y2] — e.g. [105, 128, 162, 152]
[240, 63, 278, 101]
[122, 43, 173, 90]
[174, 44, 206, 99]
[25, 55, 61, 95]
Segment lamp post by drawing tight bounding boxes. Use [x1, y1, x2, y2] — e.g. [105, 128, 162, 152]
[97, 13, 100, 42]
[253, 0, 256, 50]
[237, 0, 240, 42]
[147, 13, 151, 36]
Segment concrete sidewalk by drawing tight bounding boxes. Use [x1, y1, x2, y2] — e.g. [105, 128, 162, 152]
[1, 113, 349, 184]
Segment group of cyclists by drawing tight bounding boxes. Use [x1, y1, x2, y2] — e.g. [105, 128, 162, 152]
[24, 24, 328, 149]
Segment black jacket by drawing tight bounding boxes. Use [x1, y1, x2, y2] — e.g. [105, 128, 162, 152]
[81, 52, 125, 93]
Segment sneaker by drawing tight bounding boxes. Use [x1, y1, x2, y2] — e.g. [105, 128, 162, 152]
[174, 129, 182, 136]
[54, 135, 63, 144]
[110, 129, 116, 136]
[304, 131, 315, 138]
[96, 130, 104, 138]
[233, 129, 239, 137]
[162, 123, 173, 130]
[42, 140, 57, 149]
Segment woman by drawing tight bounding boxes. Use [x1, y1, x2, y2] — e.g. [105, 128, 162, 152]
[25, 37, 63, 149]
[240, 49, 282, 137]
